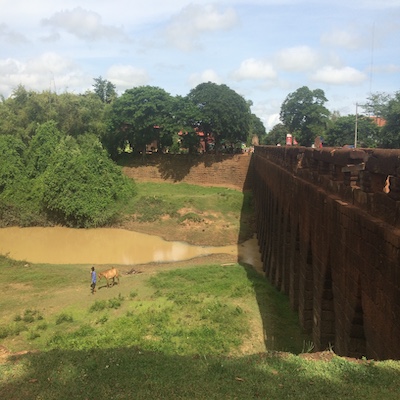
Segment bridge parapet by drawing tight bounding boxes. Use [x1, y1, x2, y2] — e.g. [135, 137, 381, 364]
[253, 145, 400, 360]
[255, 146, 400, 228]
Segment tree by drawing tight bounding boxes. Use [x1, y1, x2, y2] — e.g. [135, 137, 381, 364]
[0, 135, 26, 194]
[263, 123, 289, 145]
[93, 76, 117, 103]
[106, 86, 177, 157]
[362, 92, 392, 118]
[325, 115, 379, 148]
[0, 85, 40, 141]
[42, 135, 136, 227]
[25, 120, 63, 178]
[280, 86, 330, 146]
[249, 113, 267, 145]
[379, 91, 400, 148]
[186, 82, 251, 151]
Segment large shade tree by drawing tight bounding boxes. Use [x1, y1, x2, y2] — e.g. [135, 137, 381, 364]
[106, 86, 178, 158]
[186, 82, 251, 151]
[280, 86, 330, 146]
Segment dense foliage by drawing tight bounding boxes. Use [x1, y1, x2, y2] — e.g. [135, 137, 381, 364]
[279, 86, 330, 147]
[106, 86, 178, 157]
[324, 115, 379, 148]
[273, 86, 400, 148]
[379, 91, 400, 148]
[0, 79, 399, 228]
[0, 121, 136, 228]
[186, 82, 251, 151]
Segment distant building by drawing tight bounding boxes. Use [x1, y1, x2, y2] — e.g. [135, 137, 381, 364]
[370, 116, 386, 127]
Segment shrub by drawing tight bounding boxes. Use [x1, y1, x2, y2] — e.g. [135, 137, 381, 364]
[42, 135, 137, 228]
[89, 300, 107, 313]
[27, 330, 40, 340]
[178, 212, 202, 224]
[55, 313, 74, 325]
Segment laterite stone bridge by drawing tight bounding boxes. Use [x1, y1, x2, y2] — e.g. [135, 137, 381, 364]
[253, 146, 400, 360]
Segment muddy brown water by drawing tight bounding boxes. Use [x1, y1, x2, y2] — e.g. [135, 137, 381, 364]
[0, 227, 263, 269]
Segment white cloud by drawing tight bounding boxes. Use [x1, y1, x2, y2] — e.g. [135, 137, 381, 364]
[40, 33, 62, 43]
[311, 66, 367, 85]
[0, 59, 22, 75]
[0, 53, 85, 96]
[0, 23, 29, 45]
[106, 65, 150, 92]
[275, 46, 319, 71]
[188, 69, 222, 88]
[321, 29, 365, 50]
[373, 63, 400, 73]
[232, 58, 277, 81]
[164, 4, 239, 51]
[41, 7, 130, 42]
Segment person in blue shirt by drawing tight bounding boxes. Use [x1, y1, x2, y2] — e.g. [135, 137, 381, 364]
[91, 266, 97, 294]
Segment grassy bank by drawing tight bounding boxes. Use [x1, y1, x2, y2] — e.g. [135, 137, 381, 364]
[115, 181, 255, 246]
[1, 180, 400, 399]
[1, 256, 400, 399]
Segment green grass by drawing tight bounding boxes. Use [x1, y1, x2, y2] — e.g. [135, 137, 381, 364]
[127, 181, 253, 219]
[1, 255, 400, 399]
[1, 347, 400, 399]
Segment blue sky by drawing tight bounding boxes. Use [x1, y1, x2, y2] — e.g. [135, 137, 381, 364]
[1, 0, 399, 130]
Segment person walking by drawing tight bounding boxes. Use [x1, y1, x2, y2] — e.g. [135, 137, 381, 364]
[91, 266, 97, 294]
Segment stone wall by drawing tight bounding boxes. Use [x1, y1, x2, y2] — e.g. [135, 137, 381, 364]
[253, 146, 400, 360]
[121, 153, 253, 191]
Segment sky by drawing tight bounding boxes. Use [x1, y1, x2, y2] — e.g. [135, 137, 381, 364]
[1, 0, 399, 130]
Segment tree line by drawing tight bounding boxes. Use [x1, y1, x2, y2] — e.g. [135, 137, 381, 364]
[265, 86, 400, 148]
[0, 79, 399, 228]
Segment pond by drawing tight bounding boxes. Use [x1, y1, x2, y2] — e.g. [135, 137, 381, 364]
[0, 227, 263, 269]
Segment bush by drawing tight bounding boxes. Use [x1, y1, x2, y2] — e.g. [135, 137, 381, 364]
[42, 135, 137, 227]
[178, 212, 202, 224]
[89, 300, 107, 313]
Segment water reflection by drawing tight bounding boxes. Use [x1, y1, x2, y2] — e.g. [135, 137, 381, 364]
[0, 227, 262, 268]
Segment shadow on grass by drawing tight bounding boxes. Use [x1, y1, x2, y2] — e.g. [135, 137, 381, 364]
[235, 155, 311, 354]
[2, 346, 399, 400]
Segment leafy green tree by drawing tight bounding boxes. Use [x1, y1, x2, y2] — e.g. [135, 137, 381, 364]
[362, 92, 392, 118]
[93, 76, 117, 103]
[106, 86, 177, 158]
[170, 95, 202, 154]
[42, 135, 136, 227]
[25, 120, 63, 178]
[249, 113, 267, 145]
[379, 91, 400, 148]
[0, 134, 41, 225]
[280, 86, 330, 146]
[325, 115, 379, 148]
[0, 85, 38, 141]
[263, 123, 289, 145]
[186, 82, 251, 151]
[0, 135, 26, 194]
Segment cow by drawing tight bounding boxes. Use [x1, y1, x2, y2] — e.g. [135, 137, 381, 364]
[98, 267, 120, 288]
